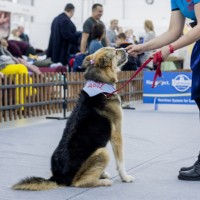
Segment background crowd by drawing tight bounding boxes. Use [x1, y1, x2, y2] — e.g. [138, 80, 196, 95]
[0, 3, 157, 77]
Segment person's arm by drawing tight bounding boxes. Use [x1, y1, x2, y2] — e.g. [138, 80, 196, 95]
[106, 30, 112, 46]
[80, 32, 89, 53]
[80, 19, 92, 53]
[18, 58, 43, 75]
[170, 3, 200, 50]
[104, 36, 110, 47]
[161, 3, 200, 59]
[126, 10, 185, 56]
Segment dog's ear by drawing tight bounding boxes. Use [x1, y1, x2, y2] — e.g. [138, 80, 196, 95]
[81, 55, 93, 69]
[97, 55, 112, 68]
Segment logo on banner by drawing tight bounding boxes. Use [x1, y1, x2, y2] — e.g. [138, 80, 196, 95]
[172, 74, 191, 92]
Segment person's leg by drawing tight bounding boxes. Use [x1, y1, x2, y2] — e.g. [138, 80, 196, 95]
[178, 98, 200, 180]
[195, 98, 200, 120]
[25, 45, 36, 56]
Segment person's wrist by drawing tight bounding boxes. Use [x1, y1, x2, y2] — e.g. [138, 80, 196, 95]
[141, 43, 148, 52]
[168, 44, 174, 54]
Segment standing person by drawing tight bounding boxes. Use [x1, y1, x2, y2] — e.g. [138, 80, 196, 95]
[47, 3, 81, 66]
[126, 0, 200, 181]
[140, 19, 156, 70]
[17, 26, 29, 44]
[80, 3, 108, 53]
[106, 19, 118, 47]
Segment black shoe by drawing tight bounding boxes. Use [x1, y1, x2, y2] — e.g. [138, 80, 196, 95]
[180, 160, 199, 171]
[180, 152, 200, 171]
[178, 164, 200, 181]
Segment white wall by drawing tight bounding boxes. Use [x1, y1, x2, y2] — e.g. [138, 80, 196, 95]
[30, 0, 83, 50]
[102, 0, 171, 38]
[30, 0, 171, 50]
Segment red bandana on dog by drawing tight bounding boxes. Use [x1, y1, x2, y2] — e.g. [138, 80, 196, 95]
[83, 81, 116, 97]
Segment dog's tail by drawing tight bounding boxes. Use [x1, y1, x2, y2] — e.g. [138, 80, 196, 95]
[12, 176, 59, 191]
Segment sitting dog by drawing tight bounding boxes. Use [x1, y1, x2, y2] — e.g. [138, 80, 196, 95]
[12, 47, 134, 190]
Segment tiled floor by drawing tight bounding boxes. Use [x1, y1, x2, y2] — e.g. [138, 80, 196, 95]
[0, 102, 199, 200]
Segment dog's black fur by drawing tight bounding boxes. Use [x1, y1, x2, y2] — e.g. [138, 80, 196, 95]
[50, 91, 115, 185]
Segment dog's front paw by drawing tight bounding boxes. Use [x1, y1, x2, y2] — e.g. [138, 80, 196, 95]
[122, 175, 135, 183]
[99, 179, 113, 186]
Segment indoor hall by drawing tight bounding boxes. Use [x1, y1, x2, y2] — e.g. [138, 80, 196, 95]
[0, 0, 200, 199]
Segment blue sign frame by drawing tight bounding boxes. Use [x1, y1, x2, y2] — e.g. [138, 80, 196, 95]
[143, 71, 195, 104]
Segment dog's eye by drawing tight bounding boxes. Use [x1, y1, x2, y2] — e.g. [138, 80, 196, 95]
[115, 51, 118, 55]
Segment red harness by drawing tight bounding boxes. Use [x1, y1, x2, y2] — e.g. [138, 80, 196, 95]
[106, 51, 163, 98]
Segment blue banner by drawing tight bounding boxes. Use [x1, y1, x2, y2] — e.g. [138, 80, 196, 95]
[143, 71, 195, 104]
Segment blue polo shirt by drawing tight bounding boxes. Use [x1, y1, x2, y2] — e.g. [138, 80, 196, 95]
[171, 0, 200, 20]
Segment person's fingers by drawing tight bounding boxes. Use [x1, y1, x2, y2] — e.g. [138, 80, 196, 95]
[127, 48, 133, 53]
[128, 52, 138, 57]
[127, 48, 136, 54]
[125, 45, 133, 50]
[149, 52, 155, 59]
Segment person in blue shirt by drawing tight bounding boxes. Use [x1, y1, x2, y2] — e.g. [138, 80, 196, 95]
[88, 23, 104, 54]
[126, 0, 200, 181]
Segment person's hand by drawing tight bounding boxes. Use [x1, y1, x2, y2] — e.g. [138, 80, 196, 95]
[126, 44, 146, 57]
[76, 52, 84, 55]
[12, 57, 20, 64]
[0, 72, 4, 78]
[0, 12, 9, 25]
[17, 57, 26, 64]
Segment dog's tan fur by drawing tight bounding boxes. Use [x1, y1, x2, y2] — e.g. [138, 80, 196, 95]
[71, 47, 134, 187]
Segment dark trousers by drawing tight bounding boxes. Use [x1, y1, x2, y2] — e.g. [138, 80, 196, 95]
[195, 98, 200, 110]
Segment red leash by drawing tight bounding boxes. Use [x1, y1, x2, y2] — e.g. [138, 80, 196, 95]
[151, 51, 163, 88]
[106, 51, 163, 98]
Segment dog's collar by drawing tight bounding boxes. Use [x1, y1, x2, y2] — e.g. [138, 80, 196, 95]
[83, 80, 116, 97]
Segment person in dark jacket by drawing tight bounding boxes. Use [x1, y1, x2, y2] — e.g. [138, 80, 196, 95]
[47, 3, 81, 66]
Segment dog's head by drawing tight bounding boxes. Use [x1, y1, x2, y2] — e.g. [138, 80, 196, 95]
[82, 47, 128, 84]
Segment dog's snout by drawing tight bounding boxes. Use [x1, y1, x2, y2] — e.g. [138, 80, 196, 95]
[121, 48, 128, 58]
[117, 48, 127, 56]
[121, 48, 127, 53]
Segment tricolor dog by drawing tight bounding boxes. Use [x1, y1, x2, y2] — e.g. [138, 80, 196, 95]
[13, 47, 134, 190]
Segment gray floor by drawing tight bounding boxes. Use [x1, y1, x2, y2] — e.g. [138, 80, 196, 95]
[0, 102, 200, 200]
